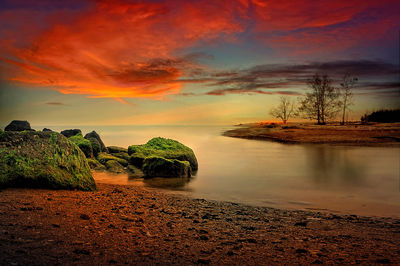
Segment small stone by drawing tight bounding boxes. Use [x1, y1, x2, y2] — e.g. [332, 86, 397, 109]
[295, 221, 308, 226]
[73, 248, 90, 255]
[227, 251, 234, 256]
[80, 214, 90, 220]
[296, 248, 308, 254]
[375, 258, 391, 264]
[197, 258, 210, 264]
[200, 235, 209, 241]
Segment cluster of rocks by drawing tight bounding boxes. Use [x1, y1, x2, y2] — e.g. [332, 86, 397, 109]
[1, 120, 198, 190]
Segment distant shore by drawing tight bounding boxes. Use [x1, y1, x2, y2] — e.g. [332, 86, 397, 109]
[223, 122, 400, 146]
[1, 182, 399, 265]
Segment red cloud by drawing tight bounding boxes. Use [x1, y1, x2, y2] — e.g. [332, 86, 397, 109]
[0, 0, 245, 100]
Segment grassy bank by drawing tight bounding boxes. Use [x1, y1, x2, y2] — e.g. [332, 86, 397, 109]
[223, 122, 400, 146]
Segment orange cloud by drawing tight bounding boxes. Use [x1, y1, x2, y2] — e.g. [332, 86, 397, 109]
[0, 0, 245, 100]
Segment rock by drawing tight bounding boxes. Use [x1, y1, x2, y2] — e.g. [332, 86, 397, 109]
[112, 152, 130, 161]
[84, 131, 107, 152]
[80, 214, 90, 220]
[105, 160, 124, 173]
[97, 152, 128, 166]
[86, 137, 101, 157]
[5, 120, 32, 132]
[295, 221, 308, 226]
[197, 258, 210, 264]
[295, 248, 308, 254]
[60, 129, 82, 137]
[68, 134, 93, 158]
[129, 153, 146, 168]
[42, 128, 53, 132]
[107, 146, 128, 154]
[0, 131, 96, 191]
[142, 156, 191, 178]
[87, 158, 106, 170]
[128, 137, 198, 171]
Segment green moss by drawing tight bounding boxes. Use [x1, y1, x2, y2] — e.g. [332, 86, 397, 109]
[87, 137, 101, 157]
[69, 133, 93, 158]
[97, 152, 128, 166]
[0, 131, 96, 191]
[128, 137, 198, 170]
[105, 159, 124, 173]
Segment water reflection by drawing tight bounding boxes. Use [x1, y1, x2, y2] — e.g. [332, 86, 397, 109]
[143, 176, 193, 190]
[304, 146, 364, 186]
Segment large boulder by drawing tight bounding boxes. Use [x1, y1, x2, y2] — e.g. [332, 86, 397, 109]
[128, 137, 198, 171]
[0, 130, 96, 191]
[143, 156, 191, 178]
[42, 128, 53, 132]
[68, 133, 93, 158]
[84, 131, 107, 153]
[5, 120, 32, 132]
[61, 129, 82, 138]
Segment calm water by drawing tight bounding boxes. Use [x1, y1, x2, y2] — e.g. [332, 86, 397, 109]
[50, 125, 400, 217]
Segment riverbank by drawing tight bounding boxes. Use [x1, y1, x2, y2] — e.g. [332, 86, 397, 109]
[1, 183, 399, 265]
[223, 122, 400, 146]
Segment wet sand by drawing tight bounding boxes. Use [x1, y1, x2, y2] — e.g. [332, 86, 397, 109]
[223, 122, 400, 146]
[1, 183, 399, 265]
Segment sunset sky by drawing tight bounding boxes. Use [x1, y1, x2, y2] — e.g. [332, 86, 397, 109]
[0, 0, 399, 126]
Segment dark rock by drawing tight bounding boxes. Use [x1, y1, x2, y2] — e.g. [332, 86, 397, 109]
[73, 248, 90, 255]
[143, 156, 191, 178]
[295, 221, 308, 226]
[227, 251, 235, 256]
[42, 128, 52, 132]
[84, 131, 107, 152]
[0, 131, 96, 191]
[60, 129, 82, 137]
[376, 258, 391, 264]
[295, 248, 308, 254]
[107, 146, 128, 154]
[312, 260, 323, 264]
[197, 258, 210, 264]
[86, 137, 101, 157]
[80, 214, 90, 220]
[5, 120, 32, 131]
[200, 235, 209, 240]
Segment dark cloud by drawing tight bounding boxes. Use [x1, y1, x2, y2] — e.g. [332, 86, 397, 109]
[45, 102, 64, 105]
[193, 60, 399, 96]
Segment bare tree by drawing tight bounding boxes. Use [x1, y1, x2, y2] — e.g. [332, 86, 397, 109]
[298, 74, 341, 125]
[269, 96, 295, 124]
[340, 74, 357, 125]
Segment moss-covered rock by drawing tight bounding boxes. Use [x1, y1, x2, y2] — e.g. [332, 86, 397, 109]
[128, 137, 198, 171]
[87, 137, 101, 157]
[107, 146, 128, 154]
[105, 160, 125, 173]
[129, 153, 147, 168]
[143, 156, 191, 178]
[68, 133, 93, 158]
[87, 158, 106, 171]
[97, 152, 128, 166]
[84, 131, 107, 153]
[0, 131, 96, 191]
[112, 152, 130, 161]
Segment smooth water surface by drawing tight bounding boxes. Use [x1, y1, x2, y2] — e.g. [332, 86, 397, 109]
[51, 125, 400, 217]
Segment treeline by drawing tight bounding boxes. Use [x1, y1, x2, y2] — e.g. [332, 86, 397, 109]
[361, 109, 400, 123]
[270, 73, 357, 125]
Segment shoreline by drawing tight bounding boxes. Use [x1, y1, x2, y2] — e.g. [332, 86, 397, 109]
[1, 182, 399, 265]
[223, 122, 400, 146]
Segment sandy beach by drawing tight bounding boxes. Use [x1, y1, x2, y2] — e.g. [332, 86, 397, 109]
[1, 182, 399, 265]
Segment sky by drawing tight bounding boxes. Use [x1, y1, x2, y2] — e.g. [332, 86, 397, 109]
[0, 0, 399, 126]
